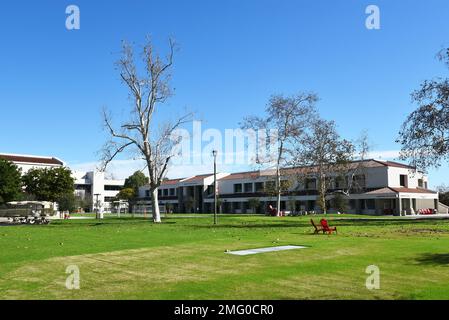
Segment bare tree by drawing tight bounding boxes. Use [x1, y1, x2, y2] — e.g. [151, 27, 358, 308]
[292, 119, 354, 214]
[241, 93, 318, 213]
[341, 130, 371, 195]
[100, 37, 193, 223]
[398, 48, 449, 171]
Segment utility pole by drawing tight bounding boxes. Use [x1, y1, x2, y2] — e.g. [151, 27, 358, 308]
[212, 150, 218, 225]
[94, 193, 101, 219]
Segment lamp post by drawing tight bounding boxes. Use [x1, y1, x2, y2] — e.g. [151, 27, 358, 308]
[212, 150, 218, 225]
[94, 193, 101, 219]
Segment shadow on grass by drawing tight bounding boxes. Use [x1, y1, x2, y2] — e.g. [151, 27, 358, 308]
[190, 219, 447, 230]
[47, 219, 178, 228]
[415, 253, 449, 266]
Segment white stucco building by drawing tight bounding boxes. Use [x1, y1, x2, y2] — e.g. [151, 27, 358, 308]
[1, 153, 125, 212]
[73, 171, 125, 212]
[0, 153, 64, 173]
[138, 159, 444, 216]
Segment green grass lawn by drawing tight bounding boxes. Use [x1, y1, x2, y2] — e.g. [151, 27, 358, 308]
[1, 214, 449, 300]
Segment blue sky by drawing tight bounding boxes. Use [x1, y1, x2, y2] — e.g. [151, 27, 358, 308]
[0, 0, 448, 187]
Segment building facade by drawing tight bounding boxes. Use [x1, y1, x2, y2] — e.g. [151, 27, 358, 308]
[0, 153, 64, 173]
[73, 171, 125, 212]
[138, 159, 442, 216]
[0, 153, 125, 212]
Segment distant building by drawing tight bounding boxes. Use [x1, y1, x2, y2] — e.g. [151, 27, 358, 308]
[0, 153, 64, 173]
[0, 153, 124, 212]
[73, 171, 125, 212]
[138, 159, 442, 216]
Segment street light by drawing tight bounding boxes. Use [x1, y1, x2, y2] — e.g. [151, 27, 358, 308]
[212, 150, 218, 225]
[94, 193, 101, 219]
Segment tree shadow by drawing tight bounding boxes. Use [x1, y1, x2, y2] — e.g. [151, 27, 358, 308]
[415, 253, 449, 266]
[47, 219, 177, 228]
[190, 218, 448, 230]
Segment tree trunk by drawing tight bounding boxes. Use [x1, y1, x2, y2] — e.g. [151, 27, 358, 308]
[321, 192, 327, 214]
[151, 188, 162, 223]
[276, 165, 281, 215]
[318, 172, 327, 214]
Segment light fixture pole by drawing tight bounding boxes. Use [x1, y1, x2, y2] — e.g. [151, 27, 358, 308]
[212, 150, 218, 225]
[94, 193, 101, 219]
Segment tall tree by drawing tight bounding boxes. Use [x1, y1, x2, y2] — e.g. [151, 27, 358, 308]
[247, 198, 261, 214]
[398, 48, 449, 171]
[124, 171, 149, 195]
[100, 37, 193, 223]
[340, 131, 372, 196]
[0, 159, 22, 204]
[58, 193, 77, 212]
[116, 188, 136, 201]
[292, 119, 354, 214]
[241, 93, 318, 213]
[22, 167, 75, 203]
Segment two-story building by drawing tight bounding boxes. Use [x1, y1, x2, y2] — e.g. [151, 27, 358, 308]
[0, 152, 125, 212]
[138, 159, 443, 216]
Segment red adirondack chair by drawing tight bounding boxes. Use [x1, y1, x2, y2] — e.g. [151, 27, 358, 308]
[268, 205, 278, 217]
[310, 219, 324, 234]
[320, 219, 337, 234]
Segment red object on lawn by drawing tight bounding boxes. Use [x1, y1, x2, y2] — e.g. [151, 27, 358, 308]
[268, 205, 278, 216]
[310, 219, 324, 234]
[418, 208, 436, 215]
[320, 219, 337, 234]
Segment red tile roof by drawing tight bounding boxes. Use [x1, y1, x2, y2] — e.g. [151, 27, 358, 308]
[182, 174, 213, 183]
[161, 179, 183, 186]
[219, 171, 261, 181]
[0, 154, 63, 166]
[390, 187, 437, 194]
[374, 160, 415, 169]
[366, 187, 437, 195]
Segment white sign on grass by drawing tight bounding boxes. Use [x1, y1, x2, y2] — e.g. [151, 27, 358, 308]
[226, 245, 307, 256]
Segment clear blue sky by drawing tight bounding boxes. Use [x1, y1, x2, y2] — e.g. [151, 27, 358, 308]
[0, 0, 448, 187]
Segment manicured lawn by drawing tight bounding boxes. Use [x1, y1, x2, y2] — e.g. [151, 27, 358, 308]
[1, 214, 449, 300]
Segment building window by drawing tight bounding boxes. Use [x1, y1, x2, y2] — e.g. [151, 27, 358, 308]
[234, 184, 242, 193]
[361, 199, 375, 210]
[104, 185, 122, 191]
[169, 188, 175, 196]
[207, 185, 214, 195]
[306, 179, 316, 190]
[353, 175, 366, 189]
[280, 180, 291, 190]
[145, 190, 150, 197]
[265, 181, 276, 191]
[418, 179, 424, 188]
[349, 199, 356, 210]
[244, 183, 253, 193]
[400, 175, 407, 187]
[255, 182, 264, 192]
[335, 177, 345, 189]
[163, 189, 169, 196]
[158, 189, 162, 197]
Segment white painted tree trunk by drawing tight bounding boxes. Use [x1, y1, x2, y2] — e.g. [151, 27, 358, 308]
[276, 165, 281, 215]
[151, 188, 162, 223]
